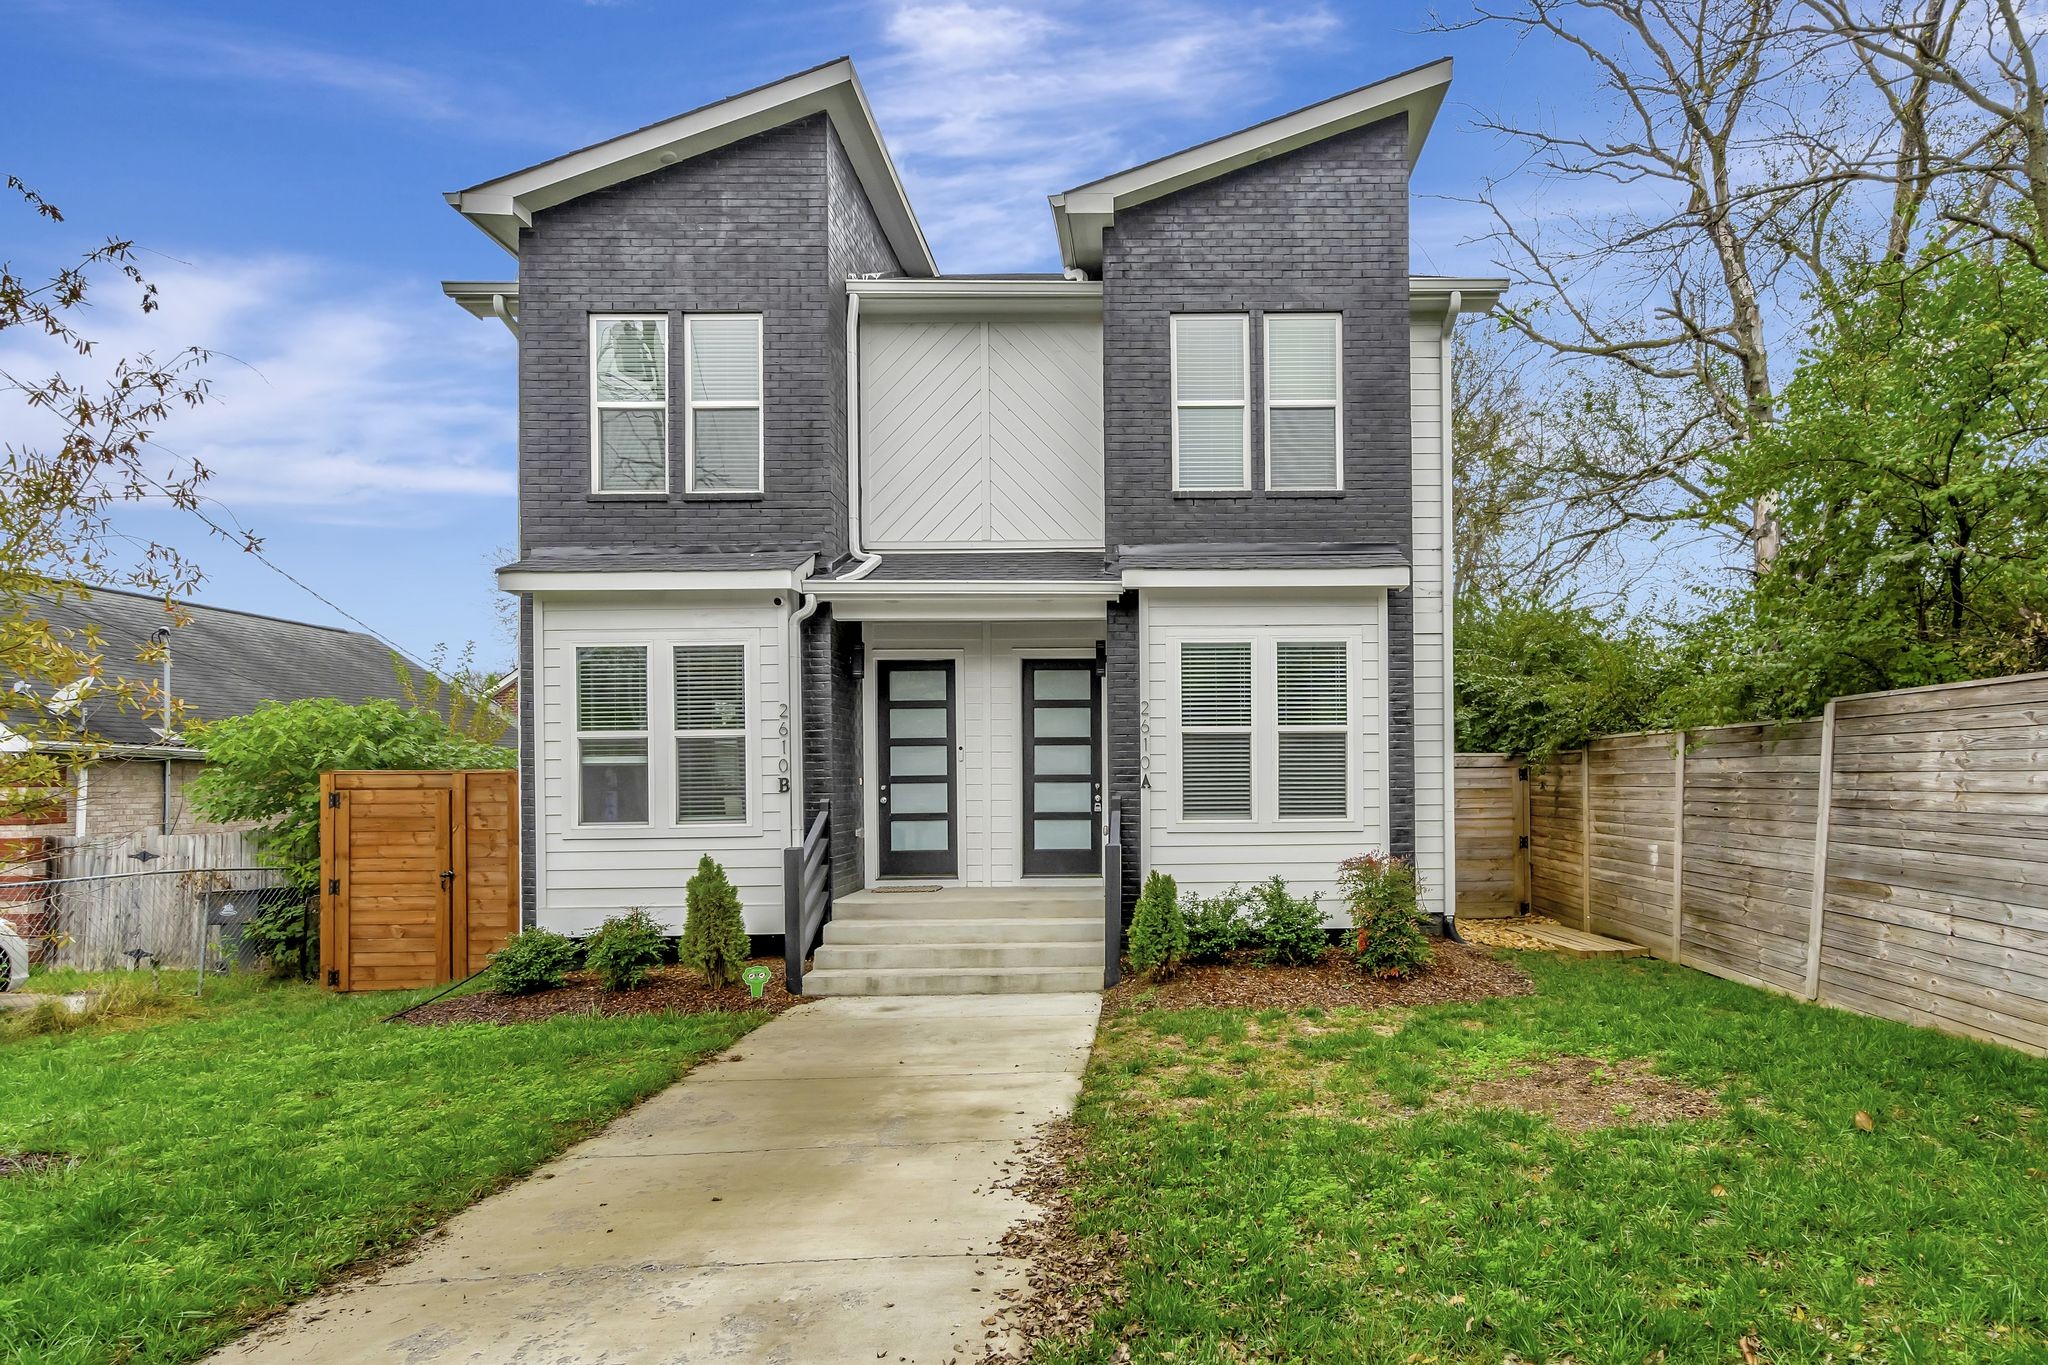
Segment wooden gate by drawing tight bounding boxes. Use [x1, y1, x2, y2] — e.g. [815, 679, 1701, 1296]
[1454, 754, 1529, 919]
[318, 770, 517, 992]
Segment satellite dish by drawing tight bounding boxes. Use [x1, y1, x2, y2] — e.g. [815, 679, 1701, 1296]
[48, 674, 96, 715]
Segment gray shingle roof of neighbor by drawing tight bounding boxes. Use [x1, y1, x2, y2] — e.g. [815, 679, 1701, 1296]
[499, 547, 815, 574]
[1113, 542, 1411, 571]
[12, 587, 418, 749]
[823, 551, 1115, 582]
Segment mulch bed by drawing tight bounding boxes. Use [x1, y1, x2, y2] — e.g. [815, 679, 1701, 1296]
[1102, 940, 1533, 1016]
[0, 1152, 72, 1179]
[396, 959, 805, 1027]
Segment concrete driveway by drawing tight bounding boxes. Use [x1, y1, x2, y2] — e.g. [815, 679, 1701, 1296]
[213, 992, 1101, 1365]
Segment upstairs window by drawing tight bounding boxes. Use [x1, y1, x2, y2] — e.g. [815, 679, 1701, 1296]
[686, 315, 765, 493]
[591, 316, 669, 493]
[1276, 641, 1350, 818]
[575, 646, 649, 824]
[1171, 315, 1249, 491]
[674, 644, 748, 824]
[1264, 314, 1341, 490]
[1179, 641, 1254, 820]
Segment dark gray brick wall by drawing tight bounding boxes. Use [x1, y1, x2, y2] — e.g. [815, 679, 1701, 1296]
[800, 606, 866, 897]
[1105, 592, 1141, 925]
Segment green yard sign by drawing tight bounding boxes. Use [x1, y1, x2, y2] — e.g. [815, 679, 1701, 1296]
[742, 964, 773, 999]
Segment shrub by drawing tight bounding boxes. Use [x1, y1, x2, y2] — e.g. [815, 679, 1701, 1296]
[1252, 875, 1329, 966]
[585, 909, 667, 992]
[679, 855, 751, 987]
[1126, 870, 1186, 978]
[1339, 853, 1432, 979]
[488, 928, 578, 995]
[1182, 885, 1256, 963]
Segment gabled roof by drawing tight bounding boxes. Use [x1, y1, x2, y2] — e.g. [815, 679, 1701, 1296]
[446, 57, 937, 276]
[1049, 58, 1454, 272]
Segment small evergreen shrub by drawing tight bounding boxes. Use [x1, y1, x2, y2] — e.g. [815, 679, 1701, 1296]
[1339, 853, 1433, 979]
[1182, 885, 1256, 963]
[585, 909, 667, 992]
[679, 855, 751, 986]
[1126, 870, 1186, 978]
[1252, 875, 1329, 966]
[488, 928, 578, 995]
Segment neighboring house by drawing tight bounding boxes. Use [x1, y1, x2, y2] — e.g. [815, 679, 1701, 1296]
[447, 57, 1502, 986]
[0, 588, 415, 839]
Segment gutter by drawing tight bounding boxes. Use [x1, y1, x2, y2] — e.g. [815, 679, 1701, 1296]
[1439, 289, 1465, 944]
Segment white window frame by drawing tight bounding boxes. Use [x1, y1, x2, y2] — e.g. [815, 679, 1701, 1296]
[684, 313, 766, 495]
[1263, 312, 1343, 491]
[589, 314, 670, 495]
[1177, 639, 1255, 822]
[572, 643, 652, 829]
[1275, 638, 1352, 822]
[1170, 313, 1251, 493]
[672, 640, 754, 831]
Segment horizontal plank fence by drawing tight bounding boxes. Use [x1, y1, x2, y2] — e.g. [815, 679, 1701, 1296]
[1497, 671, 2048, 1055]
[1453, 755, 1527, 919]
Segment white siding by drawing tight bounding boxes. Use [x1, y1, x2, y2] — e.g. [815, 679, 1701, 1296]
[860, 317, 1104, 549]
[862, 619, 1106, 886]
[1140, 594, 1390, 919]
[535, 594, 792, 936]
[1409, 318, 1451, 921]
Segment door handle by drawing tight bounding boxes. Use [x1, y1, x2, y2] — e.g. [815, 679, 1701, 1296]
[439, 870, 455, 890]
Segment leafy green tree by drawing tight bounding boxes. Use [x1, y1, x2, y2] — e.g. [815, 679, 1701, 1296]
[679, 855, 750, 986]
[1455, 594, 1678, 759]
[1126, 870, 1185, 979]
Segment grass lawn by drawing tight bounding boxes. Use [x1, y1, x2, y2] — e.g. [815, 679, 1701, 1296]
[1044, 953, 2048, 1364]
[0, 973, 765, 1364]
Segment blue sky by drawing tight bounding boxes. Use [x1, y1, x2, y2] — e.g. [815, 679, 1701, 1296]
[3, 1, 1570, 669]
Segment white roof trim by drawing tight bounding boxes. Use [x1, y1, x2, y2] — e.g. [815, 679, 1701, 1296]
[1409, 276, 1508, 314]
[446, 58, 936, 276]
[497, 563, 812, 594]
[813, 579, 1120, 598]
[1121, 567, 1411, 591]
[849, 276, 1102, 317]
[1050, 59, 1454, 273]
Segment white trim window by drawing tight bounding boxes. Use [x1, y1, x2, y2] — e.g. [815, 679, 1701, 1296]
[685, 314, 765, 493]
[1171, 314, 1250, 491]
[674, 644, 749, 824]
[1276, 640, 1349, 818]
[1179, 641, 1253, 819]
[575, 645, 650, 824]
[591, 315, 669, 493]
[1264, 313, 1342, 490]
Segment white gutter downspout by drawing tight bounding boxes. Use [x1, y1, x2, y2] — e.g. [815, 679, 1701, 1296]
[1439, 290, 1463, 940]
[842, 286, 882, 582]
[490, 292, 520, 338]
[785, 586, 820, 843]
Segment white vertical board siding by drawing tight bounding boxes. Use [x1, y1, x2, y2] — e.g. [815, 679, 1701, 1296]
[1409, 318, 1450, 922]
[862, 619, 1106, 886]
[860, 317, 1104, 549]
[536, 594, 792, 936]
[1141, 595, 1389, 919]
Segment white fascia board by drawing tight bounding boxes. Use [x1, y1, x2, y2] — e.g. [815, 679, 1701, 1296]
[1409, 276, 1507, 315]
[813, 579, 1120, 598]
[1051, 58, 1453, 271]
[849, 277, 1102, 318]
[446, 59, 936, 276]
[1121, 567, 1411, 591]
[826, 595, 1111, 623]
[497, 564, 812, 594]
[443, 281, 520, 321]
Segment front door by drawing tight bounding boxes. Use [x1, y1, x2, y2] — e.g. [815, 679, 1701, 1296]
[1023, 660, 1102, 877]
[878, 661, 958, 877]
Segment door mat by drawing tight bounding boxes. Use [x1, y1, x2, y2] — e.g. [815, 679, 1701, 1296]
[869, 884, 944, 893]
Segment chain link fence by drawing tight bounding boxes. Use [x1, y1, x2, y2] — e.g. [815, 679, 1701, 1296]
[0, 865, 299, 979]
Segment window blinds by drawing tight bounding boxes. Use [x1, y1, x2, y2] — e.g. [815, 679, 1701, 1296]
[687, 316, 763, 493]
[1173, 315, 1248, 490]
[1180, 641, 1253, 819]
[1265, 314, 1340, 490]
[674, 644, 746, 824]
[1277, 641, 1348, 818]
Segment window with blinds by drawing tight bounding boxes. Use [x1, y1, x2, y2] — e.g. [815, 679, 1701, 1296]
[686, 315, 764, 493]
[674, 644, 747, 823]
[1180, 641, 1253, 819]
[1277, 640, 1349, 818]
[1265, 314, 1341, 490]
[1171, 315, 1249, 491]
[591, 316, 669, 493]
[576, 646, 649, 824]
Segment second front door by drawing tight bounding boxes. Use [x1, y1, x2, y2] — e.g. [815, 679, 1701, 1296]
[878, 661, 958, 878]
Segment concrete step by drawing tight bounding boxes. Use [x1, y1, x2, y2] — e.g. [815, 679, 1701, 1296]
[801, 965, 1104, 996]
[831, 894, 1100, 923]
[811, 940, 1104, 972]
[822, 915, 1101, 946]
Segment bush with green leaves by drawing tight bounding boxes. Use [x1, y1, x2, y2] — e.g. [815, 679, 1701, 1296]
[487, 928, 579, 995]
[679, 855, 751, 986]
[1252, 875, 1329, 966]
[1126, 869, 1185, 978]
[1338, 853, 1432, 979]
[584, 909, 668, 992]
[1181, 885, 1256, 963]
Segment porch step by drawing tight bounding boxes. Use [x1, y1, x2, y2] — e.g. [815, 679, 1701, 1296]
[800, 965, 1104, 996]
[823, 915, 1101, 945]
[811, 940, 1101, 971]
[829, 891, 1100, 922]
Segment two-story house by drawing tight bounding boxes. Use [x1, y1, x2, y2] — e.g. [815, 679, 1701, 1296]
[447, 56, 1500, 994]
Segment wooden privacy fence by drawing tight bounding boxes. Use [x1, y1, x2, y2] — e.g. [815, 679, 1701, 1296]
[1509, 671, 2048, 1055]
[319, 770, 517, 992]
[1453, 755, 1528, 919]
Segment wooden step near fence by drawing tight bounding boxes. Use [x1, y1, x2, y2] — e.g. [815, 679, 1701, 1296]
[319, 770, 517, 992]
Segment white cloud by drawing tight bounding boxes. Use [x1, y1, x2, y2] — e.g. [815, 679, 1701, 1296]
[866, 0, 1344, 270]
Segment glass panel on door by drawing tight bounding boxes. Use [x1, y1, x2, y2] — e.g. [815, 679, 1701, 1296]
[878, 661, 957, 877]
[1022, 660, 1101, 877]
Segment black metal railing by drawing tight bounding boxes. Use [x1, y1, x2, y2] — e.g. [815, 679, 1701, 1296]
[1102, 797, 1123, 989]
[783, 808, 831, 993]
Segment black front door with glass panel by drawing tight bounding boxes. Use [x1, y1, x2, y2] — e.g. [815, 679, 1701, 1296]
[1023, 660, 1102, 877]
[878, 661, 958, 878]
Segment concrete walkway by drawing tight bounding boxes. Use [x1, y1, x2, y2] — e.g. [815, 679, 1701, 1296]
[214, 993, 1100, 1365]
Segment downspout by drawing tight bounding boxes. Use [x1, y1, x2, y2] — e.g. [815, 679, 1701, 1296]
[842, 286, 882, 581]
[1439, 290, 1465, 944]
[785, 587, 820, 843]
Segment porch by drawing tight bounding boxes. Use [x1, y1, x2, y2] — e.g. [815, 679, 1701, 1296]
[799, 885, 1106, 996]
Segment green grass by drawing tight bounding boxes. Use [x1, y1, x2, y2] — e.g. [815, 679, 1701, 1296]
[0, 974, 764, 1364]
[1046, 954, 2048, 1364]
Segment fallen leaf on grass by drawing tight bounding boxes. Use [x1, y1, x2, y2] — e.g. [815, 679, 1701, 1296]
[1854, 1110, 1875, 1132]
[1740, 1332, 1764, 1363]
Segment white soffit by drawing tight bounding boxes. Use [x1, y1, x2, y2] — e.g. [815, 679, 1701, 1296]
[445, 57, 936, 276]
[1120, 567, 1412, 591]
[1049, 58, 1454, 273]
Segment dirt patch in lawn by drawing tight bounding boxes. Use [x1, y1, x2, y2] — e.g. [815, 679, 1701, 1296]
[0, 1151, 72, 1179]
[1456, 1054, 1719, 1131]
[396, 959, 805, 1026]
[1103, 940, 1532, 1017]
[982, 1119, 1127, 1361]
